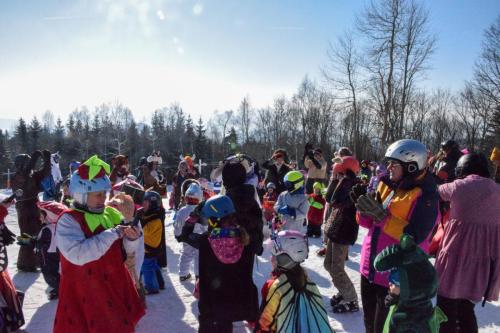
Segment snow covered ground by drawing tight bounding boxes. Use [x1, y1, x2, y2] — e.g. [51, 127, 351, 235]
[2, 192, 499, 332]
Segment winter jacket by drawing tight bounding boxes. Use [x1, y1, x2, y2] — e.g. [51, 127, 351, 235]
[307, 194, 326, 226]
[357, 171, 439, 287]
[326, 175, 360, 245]
[434, 149, 463, 184]
[256, 273, 333, 333]
[261, 161, 291, 195]
[274, 190, 309, 228]
[138, 208, 165, 259]
[226, 184, 264, 256]
[435, 175, 500, 302]
[263, 192, 278, 222]
[181, 223, 259, 324]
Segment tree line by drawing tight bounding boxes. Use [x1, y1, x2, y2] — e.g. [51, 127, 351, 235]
[0, 0, 498, 182]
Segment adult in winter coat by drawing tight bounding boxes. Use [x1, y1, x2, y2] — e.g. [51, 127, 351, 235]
[351, 139, 440, 333]
[171, 160, 198, 210]
[303, 144, 328, 194]
[324, 156, 361, 313]
[12, 149, 51, 271]
[435, 153, 500, 333]
[179, 195, 258, 333]
[261, 149, 292, 195]
[54, 155, 145, 333]
[109, 154, 130, 185]
[432, 140, 463, 184]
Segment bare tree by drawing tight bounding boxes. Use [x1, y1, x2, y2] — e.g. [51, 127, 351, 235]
[357, 0, 435, 144]
[473, 15, 500, 106]
[42, 110, 55, 133]
[322, 31, 364, 155]
[237, 96, 252, 145]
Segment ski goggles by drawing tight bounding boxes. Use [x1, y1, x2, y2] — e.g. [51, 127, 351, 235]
[209, 226, 241, 240]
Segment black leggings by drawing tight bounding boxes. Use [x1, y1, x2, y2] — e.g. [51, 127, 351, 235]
[361, 275, 389, 333]
[437, 295, 478, 333]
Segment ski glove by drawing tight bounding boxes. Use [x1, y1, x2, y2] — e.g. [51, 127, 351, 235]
[16, 233, 36, 247]
[278, 206, 296, 218]
[355, 193, 387, 222]
[349, 183, 367, 203]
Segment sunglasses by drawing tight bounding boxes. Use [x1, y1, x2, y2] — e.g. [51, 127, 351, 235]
[385, 160, 402, 168]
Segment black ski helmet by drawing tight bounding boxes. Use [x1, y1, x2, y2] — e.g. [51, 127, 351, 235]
[455, 152, 490, 179]
[441, 140, 459, 152]
[14, 154, 31, 172]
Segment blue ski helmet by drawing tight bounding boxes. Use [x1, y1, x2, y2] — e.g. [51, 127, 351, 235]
[69, 155, 111, 205]
[201, 195, 235, 220]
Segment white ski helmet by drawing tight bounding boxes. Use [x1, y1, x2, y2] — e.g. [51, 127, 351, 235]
[271, 230, 309, 270]
[185, 183, 203, 201]
[384, 139, 428, 174]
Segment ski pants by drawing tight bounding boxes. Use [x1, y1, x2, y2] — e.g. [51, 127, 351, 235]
[324, 241, 357, 302]
[40, 253, 60, 292]
[361, 275, 389, 333]
[437, 295, 478, 333]
[141, 257, 164, 293]
[179, 243, 199, 277]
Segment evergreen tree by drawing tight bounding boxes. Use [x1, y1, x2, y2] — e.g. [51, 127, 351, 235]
[28, 117, 43, 151]
[185, 115, 195, 154]
[194, 117, 207, 159]
[15, 118, 29, 153]
[53, 117, 65, 154]
[0, 130, 11, 174]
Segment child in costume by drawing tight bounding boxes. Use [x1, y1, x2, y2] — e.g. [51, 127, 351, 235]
[0, 198, 25, 332]
[174, 183, 204, 281]
[137, 191, 166, 294]
[54, 155, 145, 333]
[178, 195, 255, 333]
[255, 230, 333, 333]
[306, 181, 326, 237]
[262, 182, 277, 225]
[274, 171, 309, 231]
[36, 201, 64, 300]
[374, 235, 447, 333]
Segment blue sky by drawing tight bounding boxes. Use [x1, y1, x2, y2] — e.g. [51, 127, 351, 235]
[0, 0, 498, 122]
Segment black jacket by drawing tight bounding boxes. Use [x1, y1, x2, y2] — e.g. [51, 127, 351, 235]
[225, 184, 264, 256]
[326, 175, 360, 245]
[261, 160, 291, 195]
[180, 222, 259, 323]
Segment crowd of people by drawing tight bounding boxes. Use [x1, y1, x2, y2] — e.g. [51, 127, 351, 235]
[0, 139, 497, 333]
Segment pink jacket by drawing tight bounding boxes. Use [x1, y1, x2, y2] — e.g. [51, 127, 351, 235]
[435, 175, 500, 302]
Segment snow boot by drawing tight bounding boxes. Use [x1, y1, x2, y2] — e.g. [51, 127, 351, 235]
[180, 273, 192, 282]
[48, 289, 58, 300]
[330, 293, 343, 307]
[316, 247, 326, 257]
[332, 300, 359, 313]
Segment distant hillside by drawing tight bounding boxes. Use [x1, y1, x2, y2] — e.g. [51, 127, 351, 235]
[0, 119, 17, 134]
